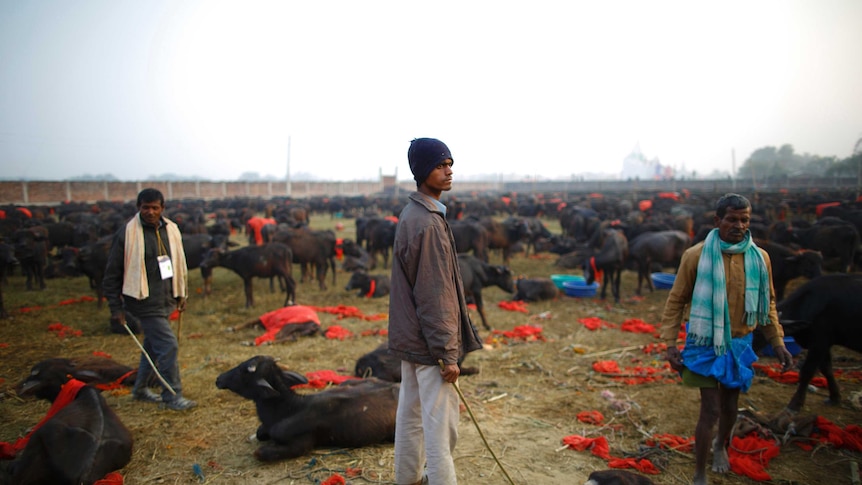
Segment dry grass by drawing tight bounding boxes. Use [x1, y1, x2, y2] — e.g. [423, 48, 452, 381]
[1, 213, 860, 484]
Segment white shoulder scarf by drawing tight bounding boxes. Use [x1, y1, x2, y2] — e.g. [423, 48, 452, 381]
[122, 214, 188, 300]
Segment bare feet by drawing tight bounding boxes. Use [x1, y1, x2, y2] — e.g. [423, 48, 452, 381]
[712, 439, 730, 473]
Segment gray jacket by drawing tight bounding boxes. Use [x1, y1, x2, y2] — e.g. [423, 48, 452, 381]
[388, 192, 483, 366]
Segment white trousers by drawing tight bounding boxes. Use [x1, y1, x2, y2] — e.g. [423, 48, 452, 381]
[394, 361, 460, 485]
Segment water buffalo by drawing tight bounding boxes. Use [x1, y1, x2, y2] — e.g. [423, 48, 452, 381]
[9, 359, 134, 484]
[215, 355, 398, 461]
[458, 254, 514, 330]
[776, 274, 862, 412]
[344, 271, 391, 298]
[201, 242, 296, 307]
[627, 230, 691, 295]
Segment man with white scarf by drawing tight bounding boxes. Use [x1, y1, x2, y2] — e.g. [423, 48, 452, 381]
[660, 193, 792, 485]
[103, 188, 195, 411]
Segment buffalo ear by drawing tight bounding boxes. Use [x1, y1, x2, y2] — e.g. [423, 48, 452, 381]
[280, 370, 309, 387]
[254, 378, 281, 399]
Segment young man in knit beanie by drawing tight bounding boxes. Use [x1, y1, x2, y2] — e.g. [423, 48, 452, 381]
[387, 138, 483, 485]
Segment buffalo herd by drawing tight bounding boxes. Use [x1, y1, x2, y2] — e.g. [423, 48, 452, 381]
[1, 188, 861, 482]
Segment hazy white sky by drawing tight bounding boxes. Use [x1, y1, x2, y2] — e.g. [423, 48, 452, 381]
[1, 0, 861, 182]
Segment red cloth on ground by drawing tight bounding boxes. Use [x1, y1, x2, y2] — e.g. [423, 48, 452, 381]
[255, 305, 321, 345]
[498, 300, 529, 313]
[0, 378, 87, 459]
[728, 434, 780, 481]
[578, 317, 616, 331]
[808, 416, 862, 451]
[620, 318, 656, 333]
[321, 474, 345, 485]
[324, 325, 354, 340]
[607, 457, 660, 474]
[561, 435, 611, 460]
[592, 360, 622, 374]
[577, 410, 604, 425]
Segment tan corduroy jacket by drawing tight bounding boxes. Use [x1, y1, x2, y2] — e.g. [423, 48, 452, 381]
[660, 241, 785, 349]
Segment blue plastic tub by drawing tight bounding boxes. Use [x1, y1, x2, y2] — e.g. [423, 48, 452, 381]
[562, 279, 599, 297]
[651, 272, 676, 289]
[761, 337, 802, 357]
[550, 274, 585, 289]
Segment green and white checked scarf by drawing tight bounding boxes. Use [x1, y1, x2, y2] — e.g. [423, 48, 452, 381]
[688, 228, 771, 355]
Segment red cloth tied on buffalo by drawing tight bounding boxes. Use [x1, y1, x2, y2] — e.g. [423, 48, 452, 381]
[255, 305, 321, 346]
[93, 472, 124, 484]
[590, 257, 603, 283]
[335, 238, 344, 260]
[292, 370, 359, 389]
[246, 217, 276, 245]
[0, 378, 87, 459]
[311, 305, 387, 321]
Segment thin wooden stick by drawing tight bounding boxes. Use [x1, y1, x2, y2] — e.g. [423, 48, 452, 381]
[579, 344, 644, 359]
[440, 360, 516, 485]
[123, 323, 177, 396]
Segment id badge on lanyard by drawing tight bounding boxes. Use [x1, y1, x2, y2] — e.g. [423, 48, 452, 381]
[157, 255, 174, 279]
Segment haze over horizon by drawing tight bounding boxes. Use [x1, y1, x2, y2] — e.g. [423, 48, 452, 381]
[2, 1, 861, 183]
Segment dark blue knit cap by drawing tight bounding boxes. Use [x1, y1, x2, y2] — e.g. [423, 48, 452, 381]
[408, 138, 452, 184]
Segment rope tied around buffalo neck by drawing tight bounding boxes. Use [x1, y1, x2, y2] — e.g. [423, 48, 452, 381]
[438, 360, 516, 485]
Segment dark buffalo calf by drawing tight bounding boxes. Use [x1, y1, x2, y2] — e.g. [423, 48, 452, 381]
[777, 274, 862, 411]
[585, 469, 655, 485]
[458, 253, 514, 330]
[9, 359, 133, 484]
[16, 357, 137, 389]
[354, 342, 479, 382]
[344, 271, 390, 298]
[201, 242, 296, 307]
[512, 277, 558, 302]
[216, 355, 399, 461]
[0, 241, 18, 318]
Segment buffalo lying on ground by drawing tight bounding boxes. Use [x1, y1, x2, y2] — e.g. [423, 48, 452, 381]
[8, 359, 133, 484]
[512, 277, 558, 302]
[354, 342, 479, 381]
[215, 355, 398, 461]
[344, 271, 390, 298]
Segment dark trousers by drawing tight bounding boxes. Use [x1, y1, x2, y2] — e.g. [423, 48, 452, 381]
[133, 315, 182, 401]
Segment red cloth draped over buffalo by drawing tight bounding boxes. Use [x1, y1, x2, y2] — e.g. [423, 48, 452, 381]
[254, 305, 321, 346]
[0, 378, 87, 459]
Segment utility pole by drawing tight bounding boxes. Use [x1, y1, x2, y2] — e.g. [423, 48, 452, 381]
[731, 148, 736, 191]
[854, 136, 862, 200]
[285, 136, 292, 197]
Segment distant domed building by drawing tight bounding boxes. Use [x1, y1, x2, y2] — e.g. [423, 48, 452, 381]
[620, 143, 674, 180]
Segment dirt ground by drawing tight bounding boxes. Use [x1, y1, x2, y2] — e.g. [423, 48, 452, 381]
[1, 214, 861, 485]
